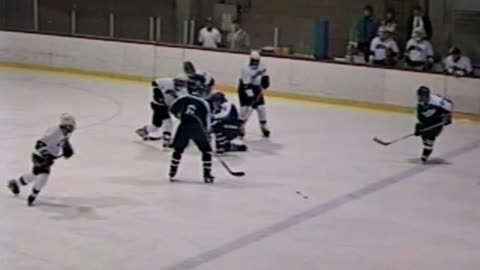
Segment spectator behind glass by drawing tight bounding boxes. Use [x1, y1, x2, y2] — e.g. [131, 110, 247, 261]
[405, 29, 434, 71]
[381, 8, 397, 34]
[353, 5, 379, 63]
[407, 6, 432, 40]
[198, 17, 221, 48]
[443, 47, 473, 77]
[226, 21, 251, 52]
[369, 26, 399, 67]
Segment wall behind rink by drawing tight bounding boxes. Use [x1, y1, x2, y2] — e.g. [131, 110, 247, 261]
[0, 30, 479, 116]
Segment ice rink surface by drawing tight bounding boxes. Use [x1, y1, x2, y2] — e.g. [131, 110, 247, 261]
[1, 66, 480, 270]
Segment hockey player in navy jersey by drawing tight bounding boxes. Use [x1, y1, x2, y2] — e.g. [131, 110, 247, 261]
[209, 92, 247, 154]
[168, 81, 215, 183]
[415, 86, 454, 163]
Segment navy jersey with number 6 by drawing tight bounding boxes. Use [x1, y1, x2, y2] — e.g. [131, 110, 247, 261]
[170, 95, 211, 130]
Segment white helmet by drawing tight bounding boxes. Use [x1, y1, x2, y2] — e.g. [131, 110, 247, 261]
[250, 50, 261, 60]
[60, 113, 76, 130]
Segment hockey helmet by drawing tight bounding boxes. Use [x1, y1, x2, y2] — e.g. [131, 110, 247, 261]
[417, 86, 431, 105]
[249, 50, 261, 68]
[173, 75, 188, 89]
[183, 61, 196, 75]
[188, 80, 209, 98]
[60, 113, 76, 133]
[210, 92, 227, 107]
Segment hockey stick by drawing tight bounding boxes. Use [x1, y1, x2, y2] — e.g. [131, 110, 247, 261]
[373, 121, 446, 146]
[191, 114, 245, 177]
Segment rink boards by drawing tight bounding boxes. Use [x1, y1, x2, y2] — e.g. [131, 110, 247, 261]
[0, 30, 479, 117]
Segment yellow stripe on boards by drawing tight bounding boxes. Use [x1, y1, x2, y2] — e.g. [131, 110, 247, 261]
[1, 62, 479, 123]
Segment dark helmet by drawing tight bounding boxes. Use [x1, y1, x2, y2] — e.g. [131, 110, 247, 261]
[417, 86, 430, 104]
[183, 61, 196, 75]
[187, 80, 208, 98]
[210, 92, 227, 104]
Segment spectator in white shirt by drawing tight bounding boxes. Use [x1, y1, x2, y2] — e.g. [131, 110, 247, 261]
[198, 18, 221, 48]
[443, 47, 473, 77]
[370, 27, 399, 66]
[405, 29, 434, 71]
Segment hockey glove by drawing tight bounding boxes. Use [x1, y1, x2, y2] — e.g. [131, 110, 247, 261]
[261, 76, 270, 89]
[63, 140, 74, 159]
[414, 123, 423, 136]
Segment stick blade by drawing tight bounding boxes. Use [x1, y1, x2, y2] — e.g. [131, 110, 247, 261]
[231, 171, 245, 177]
[373, 137, 390, 146]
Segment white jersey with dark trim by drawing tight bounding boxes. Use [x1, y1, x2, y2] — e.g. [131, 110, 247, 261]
[180, 70, 215, 88]
[240, 63, 268, 86]
[370, 37, 399, 61]
[152, 78, 188, 107]
[443, 55, 473, 75]
[34, 127, 70, 157]
[406, 39, 433, 62]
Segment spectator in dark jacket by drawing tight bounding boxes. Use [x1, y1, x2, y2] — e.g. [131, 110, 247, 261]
[353, 5, 380, 62]
[406, 6, 433, 40]
[381, 8, 398, 34]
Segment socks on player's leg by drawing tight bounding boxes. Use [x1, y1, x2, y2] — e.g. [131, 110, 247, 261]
[28, 188, 40, 206]
[169, 151, 182, 180]
[240, 106, 252, 121]
[202, 152, 214, 183]
[162, 118, 173, 147]
[19, 173, 35, 186]
[163, 132, 172, 148]
[421, 139, 435, 162]
[215, 133, 228, 154]
[26, 174, 48, 206]
[256, 105, 270, 137]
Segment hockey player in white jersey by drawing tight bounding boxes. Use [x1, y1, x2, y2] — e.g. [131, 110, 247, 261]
[136, 76, 189, 147]
[7, 114, 76, 206]
[238, 50, 271, 138]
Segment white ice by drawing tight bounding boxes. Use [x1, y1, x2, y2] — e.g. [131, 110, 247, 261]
[1, 67, 480, 270]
